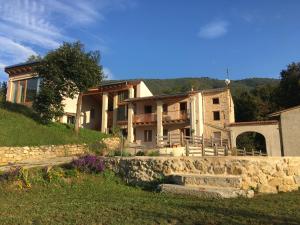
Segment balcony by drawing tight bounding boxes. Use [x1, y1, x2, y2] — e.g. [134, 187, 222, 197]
[133, 113, 156, 124]
[133, 110, 190, 125]
[163, 110, 189, 122]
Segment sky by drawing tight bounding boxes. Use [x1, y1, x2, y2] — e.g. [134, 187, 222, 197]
[1, 0, 300, 82]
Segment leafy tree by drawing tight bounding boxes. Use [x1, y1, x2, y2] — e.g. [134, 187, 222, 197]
[234, 91, 259, 122]
[276, 62, 300, 108]
[0, 81, 7, 102]
[33, 41, 104, 133]
[26, 55, 42, 63]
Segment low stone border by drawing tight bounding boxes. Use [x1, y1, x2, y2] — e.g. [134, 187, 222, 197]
[0, 144, 88, 166]
[104, 156, 300, 194]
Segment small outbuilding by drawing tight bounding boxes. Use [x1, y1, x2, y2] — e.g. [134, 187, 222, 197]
[269, 105, 300, 156]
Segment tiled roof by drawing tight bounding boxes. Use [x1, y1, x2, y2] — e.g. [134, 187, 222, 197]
[268, 105, 300, 117]
[4, 61, 40, 70]
[229, 120, 278, 127]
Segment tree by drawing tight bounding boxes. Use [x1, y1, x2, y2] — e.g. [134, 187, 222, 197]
[33, 41, 104, 133]
[0, 81, 7, 102]
[234, 91, 259, 122]
[26, 55, 42, 63]
[276, 62, 300, 108]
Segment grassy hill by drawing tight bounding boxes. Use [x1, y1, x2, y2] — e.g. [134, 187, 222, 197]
[0, 103, 105, 147]
[142, 77, 279, 96]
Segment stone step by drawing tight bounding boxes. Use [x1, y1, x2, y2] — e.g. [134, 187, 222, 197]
[170, 174, 242, 188]
[159, 184, 254, 198]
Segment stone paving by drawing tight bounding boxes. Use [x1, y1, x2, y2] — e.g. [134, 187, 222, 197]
[0, 156, 77, 172]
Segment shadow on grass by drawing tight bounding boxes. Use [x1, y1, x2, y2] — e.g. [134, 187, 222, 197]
[0, 101, 43, 123]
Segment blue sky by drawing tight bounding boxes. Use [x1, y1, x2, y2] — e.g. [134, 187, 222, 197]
[1, 0, 300, 82]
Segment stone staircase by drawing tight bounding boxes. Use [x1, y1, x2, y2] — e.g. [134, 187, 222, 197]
[159, 173, 254, 198]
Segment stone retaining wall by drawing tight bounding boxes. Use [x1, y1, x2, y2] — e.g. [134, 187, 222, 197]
[0, 144, 88, 166]
[105, 156, 300, 194]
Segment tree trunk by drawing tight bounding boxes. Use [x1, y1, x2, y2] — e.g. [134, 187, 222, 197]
[74, 92, 83, 134]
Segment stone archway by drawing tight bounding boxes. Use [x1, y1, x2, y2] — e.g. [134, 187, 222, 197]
[229, 121, 281, 156]
[236, 131, 267, 154]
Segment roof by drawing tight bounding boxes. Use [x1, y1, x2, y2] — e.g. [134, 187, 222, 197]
[201, 87, 228, 93]
[125, 92, 190, 102]
[100, 80, 141, 87]
[268, 105, 300, 117]
[4, 61, 39, 71]
[229, 120, 278, 127]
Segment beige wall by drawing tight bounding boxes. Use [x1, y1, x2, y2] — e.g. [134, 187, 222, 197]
[135, 126, 157, 148]
[280, 108, 300, 156]
[202, 89, 233, 140]
[137, 81, 153, 97]
[230, 123, 281, 156]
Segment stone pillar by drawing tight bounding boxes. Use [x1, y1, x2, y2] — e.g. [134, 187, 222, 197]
[127, 103, 134, 143]
[113, 93, 118, 128]
[195, 93, 204, 137]
[156, 101, 163, 146]
[6, 79, 12, 102]
[129, 86, 135, 99]
[190, 96, 196, 137]
[101, 92, 108, 133]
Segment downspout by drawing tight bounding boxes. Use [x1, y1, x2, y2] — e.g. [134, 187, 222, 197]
[278, 116, 284, 156]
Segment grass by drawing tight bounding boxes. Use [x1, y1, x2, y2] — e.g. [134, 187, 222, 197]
[0, 168, 299, 225]
[0, 102, 107, 146]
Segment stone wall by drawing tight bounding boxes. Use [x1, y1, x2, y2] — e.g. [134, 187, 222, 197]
[0, 144, 88, 166]
[105, 156, 300, 194]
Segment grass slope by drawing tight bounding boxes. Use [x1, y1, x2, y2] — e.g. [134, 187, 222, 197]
[0, 172, 299, 225]
[0, 103, 105, 146]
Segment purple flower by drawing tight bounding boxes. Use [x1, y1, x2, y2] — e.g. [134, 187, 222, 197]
[71, 155, 105, 173]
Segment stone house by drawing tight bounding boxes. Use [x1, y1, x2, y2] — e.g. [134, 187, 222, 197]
[5, 61, 235, 148]
[269, 105, 300, 156]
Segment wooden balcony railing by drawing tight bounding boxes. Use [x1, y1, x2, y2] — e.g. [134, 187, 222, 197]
[163, 110, 189, 121]
[133, 113, 156, 123]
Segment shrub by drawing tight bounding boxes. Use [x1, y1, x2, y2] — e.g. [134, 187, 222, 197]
[71, 155, 105, 173]
[0, 166, 31, 188]
[136, 151, 145, 156]
[147, 150, 160, 156]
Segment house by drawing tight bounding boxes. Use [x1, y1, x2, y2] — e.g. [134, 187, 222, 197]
[269, 105, 300, 156]
[5, 61, 235, 148]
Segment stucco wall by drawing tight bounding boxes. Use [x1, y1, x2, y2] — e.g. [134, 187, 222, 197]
[230, 123, 281, 156]
[137, 81, 153, 97]
[281, 108, 300, 156]
[105, 156, 300, 194]
[0, 144, 88, 166]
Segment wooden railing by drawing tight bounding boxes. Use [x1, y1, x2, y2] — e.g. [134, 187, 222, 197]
[133, 113, 157, 123]
[163, 110, 189, 121]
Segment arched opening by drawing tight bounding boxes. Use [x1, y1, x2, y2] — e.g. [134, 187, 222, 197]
[236, 132, 267, 154]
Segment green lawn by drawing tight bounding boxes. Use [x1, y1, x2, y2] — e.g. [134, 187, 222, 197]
[0, 170, 299, 225]
[0, 102, 106, 146]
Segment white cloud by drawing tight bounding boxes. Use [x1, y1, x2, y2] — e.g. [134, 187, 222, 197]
[0, 0, 135, 80]
[103, 67, 114, 80]
[198, 20, 229, 39]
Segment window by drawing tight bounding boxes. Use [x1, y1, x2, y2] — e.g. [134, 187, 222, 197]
[67, 115, 75, 124]
[118, 90, 129, 102]
[117, 105, 127, 121]
[144, 105, 152, 114]
[180, 102, 187, 111]
[213, 111, 220, 120]
[11, 78, 39, 103]
[144, 130, 152, 142]
[212, 98, 220, 104]
[25, 78, 38, 102]
[163, 129, 168, 137]
[163, 104, 168, 114]
[90, 108, 95, 119]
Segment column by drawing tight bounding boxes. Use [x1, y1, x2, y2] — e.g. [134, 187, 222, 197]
[101, 92, 108, 133]
[190, 96, 196, 137]
[156, 100, 163, 146]
[128, 85, 135, 98]
[127, 103, 134, 143]
[195, 93, 204, 136]
[113, 93, 118, 128]
[6, 79, 12, 102]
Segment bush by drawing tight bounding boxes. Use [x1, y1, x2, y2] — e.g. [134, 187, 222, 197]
[0, 166, 31, 188]
[71, 155, 105, 173]
[136, 151, 145, 156]
[147, 150, 160, 156]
